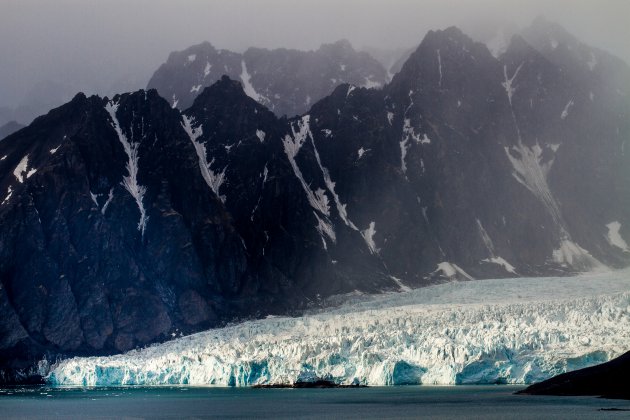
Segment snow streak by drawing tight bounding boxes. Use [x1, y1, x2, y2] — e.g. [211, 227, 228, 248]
[181, 115, 227, 203]
[361, 221, 379, 254]
[477, 219, 516, 274]
[240, 60, 269, 105]
[502, 63, 524, 106]
[283, 116, 334, 247]
[105, 101, 148, 235]
[560, 99, 574, 120]
[437, 49, 443, 87]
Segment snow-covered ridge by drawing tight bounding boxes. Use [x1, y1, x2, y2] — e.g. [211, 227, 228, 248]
[47, 269, 630, 387]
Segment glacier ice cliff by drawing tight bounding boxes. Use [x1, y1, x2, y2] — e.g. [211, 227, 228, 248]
[47, 270, 630, 386]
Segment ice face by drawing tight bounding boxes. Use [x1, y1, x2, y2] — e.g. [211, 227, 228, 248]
[46, 269, 630, 387]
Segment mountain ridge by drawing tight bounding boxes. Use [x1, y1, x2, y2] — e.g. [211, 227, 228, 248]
[1, 20, 629, 383]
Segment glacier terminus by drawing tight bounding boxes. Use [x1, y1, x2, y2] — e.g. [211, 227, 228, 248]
[47, 269, 630, 387]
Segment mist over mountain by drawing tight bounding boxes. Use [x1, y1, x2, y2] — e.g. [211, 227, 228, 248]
[147, 40, 387, 116]
[1, 16, 629, 384]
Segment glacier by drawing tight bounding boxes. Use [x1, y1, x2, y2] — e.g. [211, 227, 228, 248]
[46, 269, 630, 387]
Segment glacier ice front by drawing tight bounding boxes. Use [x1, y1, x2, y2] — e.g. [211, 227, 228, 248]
[47, 270, 630, 386]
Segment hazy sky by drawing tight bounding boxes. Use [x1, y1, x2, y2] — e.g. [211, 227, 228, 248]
[1, 0, 629, 111]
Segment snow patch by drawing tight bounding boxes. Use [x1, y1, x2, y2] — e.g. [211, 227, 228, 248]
[552, 238, 605, 271]
[203, 62, 212, 77]
[187, 54, 196, 62]
[387, 112, 394, 126]
[0, 155, 6, 161]
[105, 101, 148, 235]
[560, 99, 574, 120]
[321, 129, 332, 138]
[346, 85, 356, 98]
[181, 115, 227, 202]
[389, 276, 411, 292]
[1, 186, 12, 205]
[190, 85, 202, 93]
[357, 147, 369, 159]
[505, 142, 561, 224]
[255, 129, 266, 143]
[262, 164, 269, 184]
[13, 155, 30, 183]
[50, 145, 61, 154]
[361, 221, 379, 254]
[605, 221, 629, 252]
[549, 143, 561, 153]
[433, 262, 474, 280]
[483, 257, 517, 274]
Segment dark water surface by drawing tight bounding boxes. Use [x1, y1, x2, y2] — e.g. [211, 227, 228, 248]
[1, 385, 629, 419]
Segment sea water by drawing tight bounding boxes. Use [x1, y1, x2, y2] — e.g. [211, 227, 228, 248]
[1, 385, 629, 419]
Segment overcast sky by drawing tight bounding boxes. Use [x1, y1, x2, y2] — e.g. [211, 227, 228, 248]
[1, 0, 629, 110]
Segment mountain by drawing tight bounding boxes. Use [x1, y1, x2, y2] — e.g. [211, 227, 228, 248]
[0, 121, 24, 141]
[147, 40, 388, 116]
[1, 19, 629, 383]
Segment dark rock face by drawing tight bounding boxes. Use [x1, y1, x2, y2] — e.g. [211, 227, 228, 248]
[517, 350, 630, 399]
[1, 20, 629, 382]
[0, 121, 24, 141]
[147, 40, 388, 116]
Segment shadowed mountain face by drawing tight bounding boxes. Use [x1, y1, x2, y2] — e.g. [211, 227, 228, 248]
[147, 40, 388, 117]
[1, 20, 629, 382]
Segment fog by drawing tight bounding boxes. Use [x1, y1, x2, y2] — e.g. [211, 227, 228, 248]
[1, 0, 628, 122]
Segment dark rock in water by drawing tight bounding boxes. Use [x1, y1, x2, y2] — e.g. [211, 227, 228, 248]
[1, 18, 629, 383]
[517, 351, 630, 400]
[147, 40, 388, 116]
[253, 380, 366, 389]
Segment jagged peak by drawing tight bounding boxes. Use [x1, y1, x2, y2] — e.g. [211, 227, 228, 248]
[522, 16, 577, 51]
[327, 39, 354, 50]
[388, 25, 495, 92]
[422, 26, 470, 47]
[318, 39, 358, 55]
[186, 75, 274, 116]
[166, 41, 218, 63]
